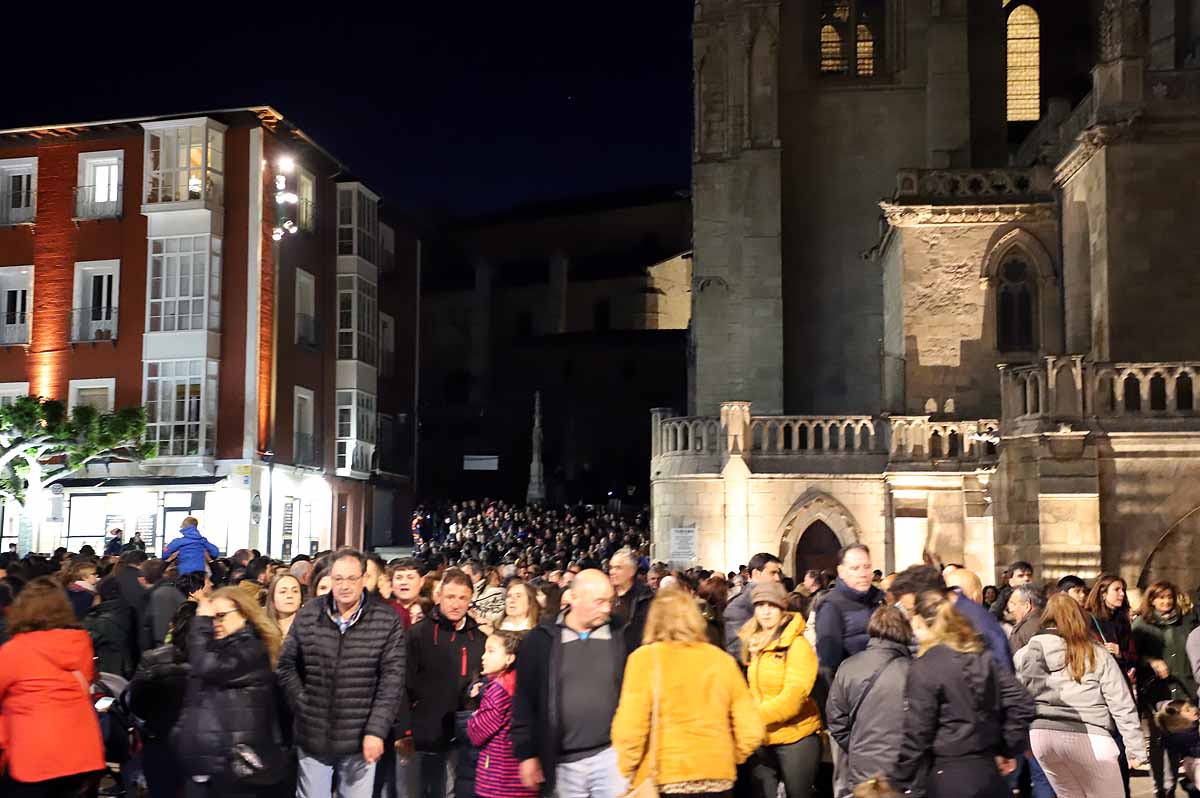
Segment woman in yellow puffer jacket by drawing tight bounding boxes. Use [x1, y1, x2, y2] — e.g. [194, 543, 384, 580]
[612, 588, 765, 798]
[739, 580, 822, 798]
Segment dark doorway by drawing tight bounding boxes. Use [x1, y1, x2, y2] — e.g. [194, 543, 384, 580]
[793, 520, 842, 582]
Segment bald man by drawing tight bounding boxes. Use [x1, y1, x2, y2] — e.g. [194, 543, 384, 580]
[512, 569, 628, 798]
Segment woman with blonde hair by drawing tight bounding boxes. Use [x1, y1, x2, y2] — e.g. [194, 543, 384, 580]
[172, 585, 285, 795]
[612, 588, 764, 798]
[737, 581, 821, 798]
[1014, 593, 1144, 798]
[893, 590, 1035, 798]
[493, 580, 540, 633]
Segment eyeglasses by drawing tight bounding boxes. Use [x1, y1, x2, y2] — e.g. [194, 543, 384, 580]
[213, 609, 242, 622]
[331, 575, 363, 586]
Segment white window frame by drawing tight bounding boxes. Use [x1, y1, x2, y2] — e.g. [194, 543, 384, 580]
[380, 311, 395, 378]
[0, 265, 32, 345]
[142, 359, 219, 458]
[297, 168, 315, 232]
[336, 183, 380, 264]
[145, 235, 221, 333]
[335, 389, 376, 475]
[0, 157, 37, 225]
[336, 275, 378, 365]
[295, 268, 316, 346]
[72, 259, 120, 342]
[294, 386, 316, 465]
[76, 150, 124, 218]
[141, 118, 226, 207]
[0, 382, 30, 407]
[68, 378, 116, 413]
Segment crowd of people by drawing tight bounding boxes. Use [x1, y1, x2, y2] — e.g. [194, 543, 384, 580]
[0, 503, 1199, 798]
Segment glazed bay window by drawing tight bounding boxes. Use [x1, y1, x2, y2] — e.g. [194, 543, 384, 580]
[143, 119, 225, 206]
[336, 184, 380, 265]
[143, 359, 218, 457]
[336, 275, 378, 365]
[147, 235, 222, 332]
[336, 389, 376, 474]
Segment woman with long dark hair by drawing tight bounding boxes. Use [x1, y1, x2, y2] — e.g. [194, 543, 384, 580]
[893, 590, 1035, 798]
[1085, 574, 1137, 674]
[1133, 580, 1199, 798]
[1015, 593, 1145, 798]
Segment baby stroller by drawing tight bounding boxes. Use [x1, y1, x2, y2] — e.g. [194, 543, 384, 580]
[94, 672, 141, 797]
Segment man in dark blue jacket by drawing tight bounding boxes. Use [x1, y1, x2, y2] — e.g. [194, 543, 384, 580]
[814, 544, 887, 674]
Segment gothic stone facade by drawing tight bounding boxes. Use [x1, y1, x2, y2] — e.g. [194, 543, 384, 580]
[653, 0, 1200, 590]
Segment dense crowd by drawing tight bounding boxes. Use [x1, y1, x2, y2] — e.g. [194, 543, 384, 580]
[1, 505, 1199, 798]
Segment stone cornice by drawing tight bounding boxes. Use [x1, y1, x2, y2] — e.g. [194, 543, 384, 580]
[879, 202, 1057, 228]
[1054, 120, 1141, 185]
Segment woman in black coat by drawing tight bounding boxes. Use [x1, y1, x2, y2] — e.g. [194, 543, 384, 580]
[892, 591, 1036, 798]
[172, 586, 283, 798]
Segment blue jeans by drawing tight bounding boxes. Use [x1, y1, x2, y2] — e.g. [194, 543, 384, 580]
[555, 748, 625, 798]
[297, 747, 378, 798]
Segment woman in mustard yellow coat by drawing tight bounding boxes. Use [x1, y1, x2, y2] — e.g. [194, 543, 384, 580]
[738, 581, 822, 798]
[612, 589, 765, 798]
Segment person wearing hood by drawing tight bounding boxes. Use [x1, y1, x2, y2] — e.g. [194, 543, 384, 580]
[0, 576, 105, 795]
[1015, 593, 1146, 798]
[163, 516, 220, 575]
[825, 605, 913, 796]
[83, 575, 136, 678]
[740, 581, 822, 798]
[403, 567, 487, 798]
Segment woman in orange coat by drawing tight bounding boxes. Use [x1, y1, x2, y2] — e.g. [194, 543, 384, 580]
[0, 576, 106, 796]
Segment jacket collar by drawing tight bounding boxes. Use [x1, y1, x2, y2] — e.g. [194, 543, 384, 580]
[866, 637, 912, 658]
[835, 577, 881, 604]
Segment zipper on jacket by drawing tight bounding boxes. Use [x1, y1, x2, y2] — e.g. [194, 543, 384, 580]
[461, 645, 467, 677]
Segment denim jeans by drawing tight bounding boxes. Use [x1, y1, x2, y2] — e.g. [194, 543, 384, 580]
[555, 747, 626, 798]
[297, 747, 378, 798]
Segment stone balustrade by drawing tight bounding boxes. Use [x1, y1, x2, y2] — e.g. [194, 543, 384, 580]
[889, 416, 999, 461]
[749, 415, 878, 454]
[654, 415, 723, 456]
[893, 167, 1052, 203]
[1000, 357, 1200, 422]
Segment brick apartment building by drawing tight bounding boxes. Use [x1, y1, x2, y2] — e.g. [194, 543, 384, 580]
[0, 106, 416, 557]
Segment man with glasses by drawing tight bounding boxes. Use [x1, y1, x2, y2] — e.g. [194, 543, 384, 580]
[279, 547, 407, 798]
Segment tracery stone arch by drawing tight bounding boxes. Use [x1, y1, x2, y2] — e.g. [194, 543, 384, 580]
[981, 227, 1060, 355]
[775, 489, 861, 576]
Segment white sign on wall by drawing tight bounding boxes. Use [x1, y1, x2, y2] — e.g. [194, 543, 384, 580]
[670, 526, 697, 566]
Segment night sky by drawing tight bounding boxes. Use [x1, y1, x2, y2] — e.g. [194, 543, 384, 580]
[2, 4, 693, 216]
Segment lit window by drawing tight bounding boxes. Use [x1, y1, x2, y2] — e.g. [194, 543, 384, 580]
[856, 24, 875, 76]
[819, 1, 883, 77]
[143, 120, 224, 205]
[0, 158, 37, 226]
[77, 151, 123, 218]
[143, 359, 218, 457]
[997, 258, 1036, 351]
[1006, 4, 1041, 122]
[820, 25, 846, 74]
[147, 235, 221, 332]
[298, 169, 315, 232]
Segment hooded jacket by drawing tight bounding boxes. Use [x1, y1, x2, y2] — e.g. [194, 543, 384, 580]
[163, 524, 220, 575]
[1013, 631, 1144, 752]
[404, 606, 485, 750]
[742, 611, 822, 745]
[825, 637, 912, 790]
[0, 629, 105, 782]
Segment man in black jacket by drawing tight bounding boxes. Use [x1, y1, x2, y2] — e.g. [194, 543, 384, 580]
[607, 547, 651, 651]
[512, 569, 628, 798]
[402, 567, 485, 798]
[278, 547, 406, 798]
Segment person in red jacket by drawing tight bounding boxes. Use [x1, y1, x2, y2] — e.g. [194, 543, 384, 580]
[468, 630, 537, 798]
[0, 576, 105, 796]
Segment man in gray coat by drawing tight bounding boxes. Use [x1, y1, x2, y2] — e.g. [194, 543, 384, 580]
[825, 605, 912, 797]
[723, 552, 783, 659]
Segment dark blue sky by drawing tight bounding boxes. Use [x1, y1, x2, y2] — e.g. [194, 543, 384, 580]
[2, 4, 693, 216]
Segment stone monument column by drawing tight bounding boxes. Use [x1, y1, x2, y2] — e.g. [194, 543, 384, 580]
[526, 392, 546, 505]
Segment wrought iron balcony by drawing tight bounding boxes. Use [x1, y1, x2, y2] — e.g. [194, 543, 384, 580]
[74, 184, 123, 220]
[0, 316, 29, 345]
[0, 191, 35, 226]
[71, 307, 119, 343]
[296, 313, 320, 348]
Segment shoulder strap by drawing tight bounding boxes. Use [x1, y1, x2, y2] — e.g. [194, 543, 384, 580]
[647, 648, 661, 780]
[848, 655, 898, 729]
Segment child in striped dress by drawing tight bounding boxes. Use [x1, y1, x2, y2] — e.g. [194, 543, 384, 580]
[467, 631, 536, 798]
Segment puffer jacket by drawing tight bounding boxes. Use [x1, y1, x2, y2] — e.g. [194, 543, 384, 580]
[128, 643, 189, 740]
[1014, 631, 1144, 753]
[611, 641, 764, 787]
[172, 617, 281, 779]
[83, 597, 136, 678]
[1132, 609, 1198, 711]
[404, 607, 485, 750]
[743, 612, 822, 745]
[814, 579, 887, 674]
[825, 638, 912, 788]
[277, 591, 407, 757]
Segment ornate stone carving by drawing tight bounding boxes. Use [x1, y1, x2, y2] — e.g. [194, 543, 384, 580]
[894, 168, 1051, 201]
[880, 202, 1057, 227]
[1053, 119, 1139, 186]
[1100, 0, 1146, 63]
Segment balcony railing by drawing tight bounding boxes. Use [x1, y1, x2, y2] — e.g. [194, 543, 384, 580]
[296, 314, 320, 348]
[0, 192, 35, 226]
[74, 185, 123, 220]
[0, 316, 30, 345]
[70, 307, 119, 343]
[1001, 357, 1200, 423]
[294, 433, 320, 467]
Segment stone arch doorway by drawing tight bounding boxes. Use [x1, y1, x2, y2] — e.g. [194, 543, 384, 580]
[1136, 504, 1200, 590]
[791, 520, 842, 582]
[776, 490, 861, 582]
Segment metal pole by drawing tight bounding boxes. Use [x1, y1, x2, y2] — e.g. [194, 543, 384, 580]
[265, 452, 275, 557]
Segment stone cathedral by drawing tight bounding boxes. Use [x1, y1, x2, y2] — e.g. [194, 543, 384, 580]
[650, 0, 1200, 590]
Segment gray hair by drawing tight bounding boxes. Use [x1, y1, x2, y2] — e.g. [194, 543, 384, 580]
[1011, 585, 1044, 610]
[611, 548, 639, 568]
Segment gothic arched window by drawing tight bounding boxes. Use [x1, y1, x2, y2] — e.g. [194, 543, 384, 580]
[819, 0, 884, 77]
[1006, 3, 1041, 121]
[997, 258, 1036, 351]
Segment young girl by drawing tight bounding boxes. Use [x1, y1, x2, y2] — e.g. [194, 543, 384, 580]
[467, 631, 536, 798]
[1155, 700, 1200, 797]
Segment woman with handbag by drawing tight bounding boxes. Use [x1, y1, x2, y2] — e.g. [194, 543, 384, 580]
[738, 581, 822, 798]
[173, 586, 285, 797]
[612, 588, 764, 798]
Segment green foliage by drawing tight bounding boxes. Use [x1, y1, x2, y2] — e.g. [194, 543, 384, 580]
[0, 395, 152, 505]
